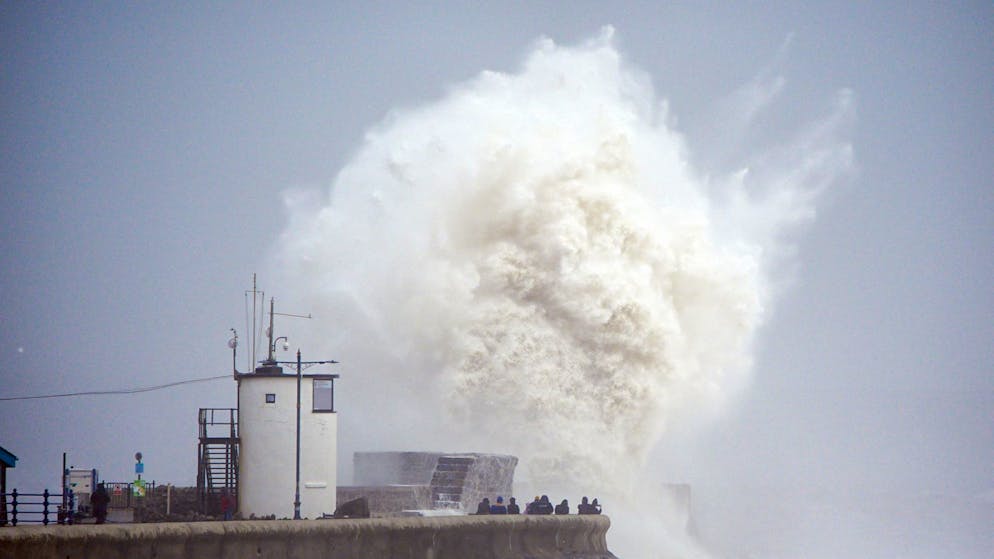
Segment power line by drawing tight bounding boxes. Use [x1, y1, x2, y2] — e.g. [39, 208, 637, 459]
[0, 374, 231, 402]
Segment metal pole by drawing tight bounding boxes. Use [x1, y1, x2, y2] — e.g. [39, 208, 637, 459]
[61, 453, 67, 514]
[293, 348, 302, 520]
[266, 298, 275, 363]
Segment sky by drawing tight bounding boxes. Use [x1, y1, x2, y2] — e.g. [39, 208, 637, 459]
[1, 3, 991, 558]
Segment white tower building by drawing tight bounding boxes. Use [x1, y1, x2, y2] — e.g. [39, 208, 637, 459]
[235, 300, 339, 519]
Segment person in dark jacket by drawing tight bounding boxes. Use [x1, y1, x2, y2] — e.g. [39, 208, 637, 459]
[535, 495, 554, 515]
[525, 496, 540, 514]
[506, 497, 520, 514]
[475, 497, 491, 515]
[591, 498, 602, 514]
[90, 483, 110, 524]
[577, 496, 592, 514]
[554, 498, 570, 515]
[490, 496, 508, 514]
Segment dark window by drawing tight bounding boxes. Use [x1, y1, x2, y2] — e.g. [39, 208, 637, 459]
[265, 393, 276, 404]
[313, 380, 334, 412]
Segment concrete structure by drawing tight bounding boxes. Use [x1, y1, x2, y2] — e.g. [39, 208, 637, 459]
[342, 451, 517, 514]
[0, 515, 616, 559]
[237, 361, 338, 519]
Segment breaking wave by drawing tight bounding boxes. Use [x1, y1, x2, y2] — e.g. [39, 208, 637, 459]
[275, 26, 851, 558]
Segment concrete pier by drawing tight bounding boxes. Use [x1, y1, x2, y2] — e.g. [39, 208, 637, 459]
[0, 514, 617, 559]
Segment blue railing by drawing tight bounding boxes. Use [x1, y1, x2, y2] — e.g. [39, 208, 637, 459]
[2, 489, 74, 526]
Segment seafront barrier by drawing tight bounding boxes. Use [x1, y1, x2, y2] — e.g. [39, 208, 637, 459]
[0, 514, 617, 559]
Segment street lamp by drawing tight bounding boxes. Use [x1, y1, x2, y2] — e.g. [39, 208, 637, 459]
[294, 349, 301, 520]
[276, 350, 338, 520]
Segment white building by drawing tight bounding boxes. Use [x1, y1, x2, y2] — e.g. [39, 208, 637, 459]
[237, 360, 339, 519]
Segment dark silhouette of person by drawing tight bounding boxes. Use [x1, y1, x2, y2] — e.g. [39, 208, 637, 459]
[591, 498, 602, 514]
[490, 495, 508, 514]
[507, 497, 520, 514]
[554, 498, 570, 515]
[535, 494, 554, 515]
[578, 496, 592, 514]
[475, 497, 491, 515]
[525, 496, 540, 514]
[90, 483, 110, 524]
[525, 495, 539, 514]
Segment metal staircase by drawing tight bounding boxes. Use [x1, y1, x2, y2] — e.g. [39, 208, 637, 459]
[196, 408, 238, 514]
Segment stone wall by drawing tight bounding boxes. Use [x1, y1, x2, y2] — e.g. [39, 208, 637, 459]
[0, 515, 617, 559]
[336, 486, 432, 516]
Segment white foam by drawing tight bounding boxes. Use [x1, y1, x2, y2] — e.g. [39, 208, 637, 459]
[276, 28, 852, 558]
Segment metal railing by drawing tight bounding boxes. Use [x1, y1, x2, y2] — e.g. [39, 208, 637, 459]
[197, 408, 239, 514]
[2, 489, 75, 526]
[100, 481, 157, 509]
[198, 408, 238, 440]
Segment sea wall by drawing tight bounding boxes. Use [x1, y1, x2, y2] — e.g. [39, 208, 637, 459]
[0, 515, 615, 559]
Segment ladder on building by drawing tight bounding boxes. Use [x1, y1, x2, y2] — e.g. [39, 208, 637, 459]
[196, 408, 238, 515]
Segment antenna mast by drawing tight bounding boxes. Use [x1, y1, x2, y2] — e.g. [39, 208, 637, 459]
[266, 297, 276, 364]
[245, 274, 264, 373]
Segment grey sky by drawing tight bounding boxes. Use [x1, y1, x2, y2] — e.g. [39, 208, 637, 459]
[2, 3, 991, 557]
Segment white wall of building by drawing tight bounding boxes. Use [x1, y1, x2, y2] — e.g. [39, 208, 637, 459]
[238, 374, 337, 519]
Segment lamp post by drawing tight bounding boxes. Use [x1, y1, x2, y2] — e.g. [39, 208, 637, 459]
[275, 351, 338, 520]
[294, 349, 302, 520]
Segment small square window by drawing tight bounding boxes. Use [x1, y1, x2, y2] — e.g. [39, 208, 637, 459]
[312, 380, 334, 412]
[265, 393, 276, 404]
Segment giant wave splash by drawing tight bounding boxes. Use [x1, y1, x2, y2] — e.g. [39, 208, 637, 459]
[276, 27, 851, 558]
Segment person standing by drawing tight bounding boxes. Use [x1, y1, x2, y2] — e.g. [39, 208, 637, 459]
[220, 490, 233, 521]
[90, 483, 110, 524]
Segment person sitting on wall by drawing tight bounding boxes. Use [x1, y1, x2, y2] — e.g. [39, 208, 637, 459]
[525, 496, 540, 514]
[475, 497, 491, 515]
[554, 498, 570, 515]
[90, 483, 110, 525]
[591, 498, 602, 514]
[536, 495, 554, 515]
[506, 497, 520, 514]
[578, 496, 592, 514]
[490, 495, 508, 514]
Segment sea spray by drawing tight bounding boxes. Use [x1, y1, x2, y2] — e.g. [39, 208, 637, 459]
[275, 27, 852, 558]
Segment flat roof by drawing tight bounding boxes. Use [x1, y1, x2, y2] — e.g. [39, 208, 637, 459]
[236, 372, 340, 380]
[0, 445, 17, 468]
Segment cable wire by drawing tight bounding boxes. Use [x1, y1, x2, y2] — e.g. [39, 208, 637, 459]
[0, 374, 231, 402]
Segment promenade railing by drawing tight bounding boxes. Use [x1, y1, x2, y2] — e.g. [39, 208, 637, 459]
[1, 489, 74, 526]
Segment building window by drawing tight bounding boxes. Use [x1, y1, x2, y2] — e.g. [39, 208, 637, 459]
[265, 393, 276, 404]
[313, 380, 334, 412]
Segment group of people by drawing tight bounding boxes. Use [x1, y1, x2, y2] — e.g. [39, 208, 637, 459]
[475, 494, 602, 515]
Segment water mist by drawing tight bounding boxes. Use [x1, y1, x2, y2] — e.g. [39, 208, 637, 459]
[275, 27, 852, 559]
